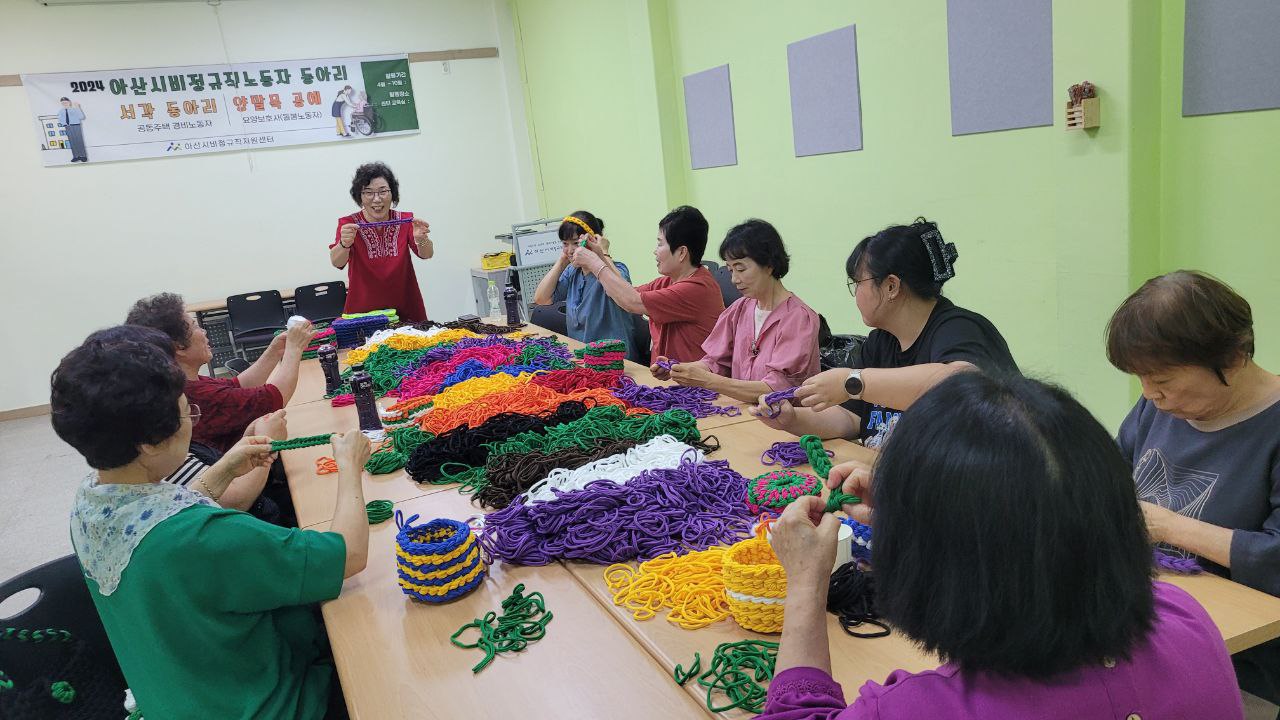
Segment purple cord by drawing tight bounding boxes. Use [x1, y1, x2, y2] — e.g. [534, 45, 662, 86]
[357, 217, 413, 228]
[610, 376, 740, 418]
[475, 454, 755, 565]
[761, 441, 832, 468]
[656, 358, 677, 372]
[1154, 549, 1203, 575]
[763, 387, 798, 418]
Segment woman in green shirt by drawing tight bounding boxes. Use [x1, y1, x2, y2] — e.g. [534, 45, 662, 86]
[51, 325, 372, 719]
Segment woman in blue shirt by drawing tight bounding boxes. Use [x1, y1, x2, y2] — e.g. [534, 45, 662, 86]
[533, 211, 639, 360]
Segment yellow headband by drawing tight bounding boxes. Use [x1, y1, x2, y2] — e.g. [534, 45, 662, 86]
[562, 216, 595, 238]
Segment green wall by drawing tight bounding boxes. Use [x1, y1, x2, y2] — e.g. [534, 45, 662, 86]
[511, 0, 1279, 430]
[1159, 1, 1280, 375]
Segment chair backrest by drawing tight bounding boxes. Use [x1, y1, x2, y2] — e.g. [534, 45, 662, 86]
[700, 260, 721, 272]
[631, 314, 652, 366]
[223, 357, 252, 376]
[711, 266, 742, 307]
[225, 290, 287, 340]
[0, 554, 127, 715]
[529, 301, 568, 335]
[293, 282, 348, 324]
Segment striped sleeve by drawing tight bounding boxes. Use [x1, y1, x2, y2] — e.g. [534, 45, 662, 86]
[162, 453, 207, 487]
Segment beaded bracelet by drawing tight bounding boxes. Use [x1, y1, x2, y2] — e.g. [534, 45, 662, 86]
[745, 469, 822, 514]
[394, 512, 486, 604]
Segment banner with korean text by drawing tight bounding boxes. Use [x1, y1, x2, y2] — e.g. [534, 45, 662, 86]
[23, 54, 419, 166]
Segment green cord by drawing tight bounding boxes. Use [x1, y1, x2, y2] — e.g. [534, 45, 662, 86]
[692, 640, 780, 713]
[50, 680, 75, 704]
[365, 500, 394, 524]
[0, 627, 75, 703]
[799, 435, 862, 511]
[270, 434, 335, 452]
[450, 584, 553, 673]
[673, 652, 701, 685]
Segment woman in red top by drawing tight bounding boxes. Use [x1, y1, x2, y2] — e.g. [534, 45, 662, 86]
[329, 162, 433, 322]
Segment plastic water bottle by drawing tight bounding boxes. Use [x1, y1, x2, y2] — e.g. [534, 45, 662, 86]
[503, 281, 521, 326]
[349, 364, 383, 433]
[318, 343, 342, 394]
[486, 279, 500, 320]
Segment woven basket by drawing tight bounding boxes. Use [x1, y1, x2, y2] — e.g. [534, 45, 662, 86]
[722, 526, 787, 633]
[394, 513, 486, 604]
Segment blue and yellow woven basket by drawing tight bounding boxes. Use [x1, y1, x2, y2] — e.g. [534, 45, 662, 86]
[394, 512, 486, 604]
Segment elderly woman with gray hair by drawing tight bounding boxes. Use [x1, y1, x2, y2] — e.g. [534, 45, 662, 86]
[1107, 269, 1280, 709]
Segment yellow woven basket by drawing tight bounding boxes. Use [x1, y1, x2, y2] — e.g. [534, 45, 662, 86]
[721, 526, 787, 633]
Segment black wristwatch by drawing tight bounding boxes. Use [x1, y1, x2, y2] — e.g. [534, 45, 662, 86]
[843, 369, 864, 399]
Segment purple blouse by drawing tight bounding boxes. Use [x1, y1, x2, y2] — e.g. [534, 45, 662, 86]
[697, 294, 820, 391]
[759, 582, 1243, 720]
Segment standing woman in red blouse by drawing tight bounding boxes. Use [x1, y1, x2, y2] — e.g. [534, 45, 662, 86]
[329, 162, 433, 322]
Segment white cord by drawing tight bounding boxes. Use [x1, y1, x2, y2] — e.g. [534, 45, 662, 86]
[520, 435, 701, 505]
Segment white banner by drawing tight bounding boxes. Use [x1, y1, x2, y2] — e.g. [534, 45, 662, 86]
[23, 53, 420, 166]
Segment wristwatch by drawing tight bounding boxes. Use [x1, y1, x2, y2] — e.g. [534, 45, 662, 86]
[843, 369, 864, 399]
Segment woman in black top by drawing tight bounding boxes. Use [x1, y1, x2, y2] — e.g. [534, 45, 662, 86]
[751, 218, 1017, 445]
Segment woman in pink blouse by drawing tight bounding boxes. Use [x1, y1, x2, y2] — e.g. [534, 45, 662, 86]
[653, 219, 820, 402]
[761, 372, 1242, 720]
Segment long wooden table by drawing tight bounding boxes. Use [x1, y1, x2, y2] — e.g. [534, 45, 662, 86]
[280, 325, 1280, 718]
[281, 331, 754, 529]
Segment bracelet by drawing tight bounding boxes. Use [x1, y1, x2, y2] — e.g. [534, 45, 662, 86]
[197, 474, 222, 502]
[340, 241, 353, 249]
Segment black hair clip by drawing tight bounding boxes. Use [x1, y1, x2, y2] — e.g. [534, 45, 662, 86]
[919, 224, 958, 283]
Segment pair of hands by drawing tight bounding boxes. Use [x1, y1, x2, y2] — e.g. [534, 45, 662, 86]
[743, 368, 855, 428]
[337, 218, 432, 247]
[568, 234, 610, 272]
[770, 459, 874, 588]
[224, 413, 369, 475]
[649, 355, 717, 388]
[265, 320, 317, 355]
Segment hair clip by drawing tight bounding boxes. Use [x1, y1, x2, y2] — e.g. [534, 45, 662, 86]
[920, 226, 957, 283]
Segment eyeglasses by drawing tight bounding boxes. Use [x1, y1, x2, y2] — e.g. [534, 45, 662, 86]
[183, 404, 201, 426]
[846, 276, 879, 298]
[360, 189, 391, 199]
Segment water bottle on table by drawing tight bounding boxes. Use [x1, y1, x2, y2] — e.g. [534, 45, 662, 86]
[349, 364, 383, 433]
[503, 281, 521, 326]
[318, 343, 342, 395]
[486, 280, 500, 321]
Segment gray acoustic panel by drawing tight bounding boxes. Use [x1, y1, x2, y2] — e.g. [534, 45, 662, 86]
[1183, 0, 1280, 117]
[946, 0, 1054, 136]
[787, 24, 864, 157]
[683, 64, 738, 169]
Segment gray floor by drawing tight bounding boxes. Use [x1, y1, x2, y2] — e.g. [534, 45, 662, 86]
[0, 415, 1275, 717]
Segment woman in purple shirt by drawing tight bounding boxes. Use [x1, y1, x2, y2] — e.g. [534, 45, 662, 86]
[761, 372, 1243, 720]
[654, 219, 820, 402]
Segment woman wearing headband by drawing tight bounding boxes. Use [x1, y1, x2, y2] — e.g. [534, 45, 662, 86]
[532, 211, 638, 360]
[751, 218, 1017, 447]
[330, 162, 433, 322]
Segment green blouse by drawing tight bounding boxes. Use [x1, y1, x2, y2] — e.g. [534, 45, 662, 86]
[82, 504, 346, 719]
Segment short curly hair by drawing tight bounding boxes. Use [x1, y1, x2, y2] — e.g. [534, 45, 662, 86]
[719, 219, 790, 278]
[125, 292, 191, 349]
[51, 326, 187, 470]
[349, 162, 400, 206]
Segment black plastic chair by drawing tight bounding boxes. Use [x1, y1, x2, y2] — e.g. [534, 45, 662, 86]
[226, 290, 288, 358]
[631, 314, 652, 366]
[711, 266, 742, 307]
[0, 555, 127, 718]
[700, 260, 720, 272]
[530, 301, 568, 335]
[293, 282, 347, 325]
